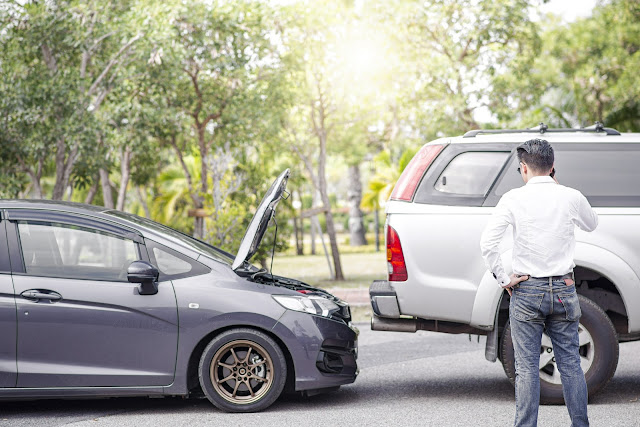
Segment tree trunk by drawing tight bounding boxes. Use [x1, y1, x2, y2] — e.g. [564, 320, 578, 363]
[193, 206, 205, 240]
[318, 152, 344, 280]
[310, 192, 318, 255]
[294, 191, 304, 255]
[65, 185, 74, 201]
[28, 173, 43, 199]
[346, 164, 367, 246]
[116, 146, 132, 211]
[52, 138, 79, 200]
[99, 168, 114, 209]
[51, 138, 67, 200]
[322, 205, 344, 280]
[309, 86, 343, 280]
[293, 216, 302, 255]
[84, 179, 99, 204]
[167, 134, 204, 239]
[374, 206, 381, 252]
[136, 187, 151, 218]
[193, 124, 208, 240]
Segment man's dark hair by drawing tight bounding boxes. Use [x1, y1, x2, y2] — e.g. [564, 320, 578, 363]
[517, 138, 554, 173]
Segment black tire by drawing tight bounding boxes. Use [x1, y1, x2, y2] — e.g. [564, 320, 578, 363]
[500, 294, 619, 404]
[198, 328, 287, 412]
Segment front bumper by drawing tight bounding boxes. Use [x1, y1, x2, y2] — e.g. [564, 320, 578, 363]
[370, 280, 401, 318]
[272, 310, 358, 392]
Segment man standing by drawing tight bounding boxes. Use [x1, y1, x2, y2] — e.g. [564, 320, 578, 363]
[480, 138, 598, 427]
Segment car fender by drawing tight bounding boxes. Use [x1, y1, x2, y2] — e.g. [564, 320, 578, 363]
[470, 249, 513, 329]
[164, 274, 289, 395]
[165, 310, 288, 396]
[574, 243, 640, 333]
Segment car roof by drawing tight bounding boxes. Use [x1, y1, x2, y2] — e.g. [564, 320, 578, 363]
[0, 199, 110, 213]
[0, 199, 147, 232]
[438, 132, 640, 145]
[0, 199, 234, 264]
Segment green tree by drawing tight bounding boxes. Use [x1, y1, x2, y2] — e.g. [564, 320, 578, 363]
[492, 0, 640, 131]
[151, 0, 289, 239]
[374, 0, 541, 137]
[0, 0, 174, 200]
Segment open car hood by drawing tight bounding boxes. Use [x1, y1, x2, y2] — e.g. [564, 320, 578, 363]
[232, 169, 290, 271]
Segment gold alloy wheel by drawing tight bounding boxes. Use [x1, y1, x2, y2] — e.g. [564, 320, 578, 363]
[210, 339, 274, 405]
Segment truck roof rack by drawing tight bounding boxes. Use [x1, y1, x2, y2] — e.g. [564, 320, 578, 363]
[463, 122, 621, 138]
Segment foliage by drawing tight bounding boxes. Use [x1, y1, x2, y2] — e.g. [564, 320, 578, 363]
[361, 146, 419, 211]
[492, 0, 640, 130]
[1, 0, 638, 266]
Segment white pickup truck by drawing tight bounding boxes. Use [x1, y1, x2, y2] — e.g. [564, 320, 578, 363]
[370, 124, 640, 403]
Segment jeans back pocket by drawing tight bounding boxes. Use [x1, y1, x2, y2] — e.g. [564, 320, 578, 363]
[511, 291, 544, 321]
[558, 291, 582, 321]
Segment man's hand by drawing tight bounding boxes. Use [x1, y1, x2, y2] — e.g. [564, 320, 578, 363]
[564, 278, 574, 286]
[502, 274, 530, 296]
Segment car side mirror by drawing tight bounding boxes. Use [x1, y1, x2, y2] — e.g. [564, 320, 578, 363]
[127, 260, 159, 295]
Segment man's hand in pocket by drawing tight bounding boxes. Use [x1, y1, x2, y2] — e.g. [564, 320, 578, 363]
[503, 274, 530, 296]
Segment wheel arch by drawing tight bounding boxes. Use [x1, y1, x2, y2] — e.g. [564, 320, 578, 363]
[573, 244, 640, 335]
[184, 324, 296, 395]
[478, 244, 640, 361]
[475, 244, 640, 335]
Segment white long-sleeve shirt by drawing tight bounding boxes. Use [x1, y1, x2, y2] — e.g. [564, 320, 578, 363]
[480, 176, 598, 287]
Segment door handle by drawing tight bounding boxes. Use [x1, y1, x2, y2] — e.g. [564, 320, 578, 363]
[20, 290, 63, 302]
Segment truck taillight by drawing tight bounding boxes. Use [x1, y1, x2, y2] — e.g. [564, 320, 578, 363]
[390, 144, 444, 201]
[386, 225, 407, 282]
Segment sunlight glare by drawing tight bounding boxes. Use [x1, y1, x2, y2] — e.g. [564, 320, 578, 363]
[334, 28, 393, 100]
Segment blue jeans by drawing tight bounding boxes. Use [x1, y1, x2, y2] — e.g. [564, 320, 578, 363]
[509, 278, 589, 427]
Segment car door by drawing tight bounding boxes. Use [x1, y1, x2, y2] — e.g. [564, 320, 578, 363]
[0, 214, 17, 387]
[6, 210, 178, 388]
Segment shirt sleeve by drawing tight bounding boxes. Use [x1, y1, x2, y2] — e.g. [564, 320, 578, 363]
[573, 192, 598, 232]
[480, 194, 513, 287]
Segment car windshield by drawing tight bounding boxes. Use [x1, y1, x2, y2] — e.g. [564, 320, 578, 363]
[106, 211, 234, 265]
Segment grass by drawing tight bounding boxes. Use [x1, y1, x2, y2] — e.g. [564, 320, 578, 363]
[349, 305, 374, 324]
[271, 251, 386, 290]
[281, 232, 384, 256]
[272, 236, 386, 324]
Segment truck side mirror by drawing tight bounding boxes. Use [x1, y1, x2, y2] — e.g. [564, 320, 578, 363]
[127, 260, 159, 295]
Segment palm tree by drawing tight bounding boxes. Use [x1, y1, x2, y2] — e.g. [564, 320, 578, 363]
[361, 147, 419, 251]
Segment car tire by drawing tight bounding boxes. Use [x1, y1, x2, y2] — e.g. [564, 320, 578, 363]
[198, 328, 287, 412]
[500, 294, 619, 404]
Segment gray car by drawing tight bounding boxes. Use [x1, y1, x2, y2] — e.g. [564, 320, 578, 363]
[0, 169, 357, 412]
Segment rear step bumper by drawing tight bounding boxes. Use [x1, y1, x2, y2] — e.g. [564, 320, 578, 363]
[369, 280, 401, 318]
[369, 280, 487, 335]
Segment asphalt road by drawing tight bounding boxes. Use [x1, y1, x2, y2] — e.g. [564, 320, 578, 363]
[2, 325, 639, 427]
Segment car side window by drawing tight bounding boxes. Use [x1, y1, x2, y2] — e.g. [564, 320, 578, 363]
[434, 152, 510, 196]
[492, 145, 640, 207]
[17, 221, 138, 282]
[146, 240, 210, 281]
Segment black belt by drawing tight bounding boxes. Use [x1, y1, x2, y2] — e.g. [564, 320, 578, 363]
[529, 273, 573, 281]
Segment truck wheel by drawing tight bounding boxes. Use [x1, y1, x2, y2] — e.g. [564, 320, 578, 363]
[500, 294, 618, 404]
[199, 328, 287, 412]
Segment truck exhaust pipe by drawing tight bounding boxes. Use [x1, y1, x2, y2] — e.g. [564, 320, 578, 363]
[371, 314, 487, 335]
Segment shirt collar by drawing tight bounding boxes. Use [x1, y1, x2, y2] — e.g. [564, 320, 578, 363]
[527, 176, 556, 185]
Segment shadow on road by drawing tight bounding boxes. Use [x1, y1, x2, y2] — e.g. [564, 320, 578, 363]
[1, 372, 636, 420]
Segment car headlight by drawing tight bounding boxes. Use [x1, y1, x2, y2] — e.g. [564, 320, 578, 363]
[272, 295, 340, 318]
